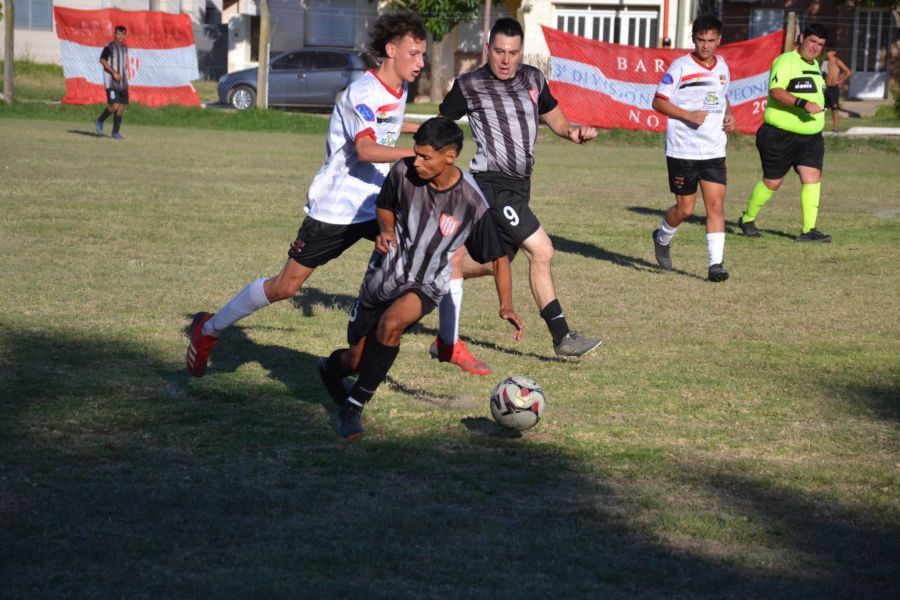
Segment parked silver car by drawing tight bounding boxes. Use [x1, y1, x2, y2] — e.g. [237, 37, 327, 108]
[217, 48, 378, 110]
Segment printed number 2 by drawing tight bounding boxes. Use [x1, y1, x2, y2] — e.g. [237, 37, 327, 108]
[503, 206, 520, 227]
[752, 99, 767, 114]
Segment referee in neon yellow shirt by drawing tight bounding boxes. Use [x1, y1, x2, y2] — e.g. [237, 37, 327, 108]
[738, 23, 832, 243]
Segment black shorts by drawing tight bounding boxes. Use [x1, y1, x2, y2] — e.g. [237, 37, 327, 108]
[824, 85, 840, 109]
[756, 123, 825, 180]
[288, 216, 379, 268]
[346, 291, 436, 345]
[665, 156, 727, 195]
[473, 171, 539, 258]
[106, 88, 129, 105]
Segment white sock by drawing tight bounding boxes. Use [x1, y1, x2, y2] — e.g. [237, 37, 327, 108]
[203, 277, 270, 336]
[657, 217, 678, 245]
[706, 232, 725, 266]
[438, 278, 464, 345]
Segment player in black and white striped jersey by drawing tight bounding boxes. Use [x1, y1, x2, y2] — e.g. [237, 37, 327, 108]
[318, 117, 523, 439]
[95, 25, 129, 140]
[433, 17, 602, 370]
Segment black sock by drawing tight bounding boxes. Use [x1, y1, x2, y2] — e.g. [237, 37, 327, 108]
[325, 349, 355, 378]
[97, 109, 112, 122]
[349, 338, 400, 406]
[112, 115, 123, 134]
[540, 299, 570, 345]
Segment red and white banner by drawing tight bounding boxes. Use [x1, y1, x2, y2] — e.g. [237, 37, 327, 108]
[542, 27, 785, 134]
[55, 7, 201, 107]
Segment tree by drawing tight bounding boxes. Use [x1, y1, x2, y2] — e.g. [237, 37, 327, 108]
[3, 0, 13, 104]
[382, 0, 488, 100]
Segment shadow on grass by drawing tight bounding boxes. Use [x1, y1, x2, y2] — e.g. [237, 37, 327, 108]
[626, 206, 797, 240]
[66, 129, 105, 138]
[698, 467, 900, 594]
[2, 326, 897, 596]
[290, 286, 356, 318]
[829, 379, 900, 422]
[410, 324, 569, 364]
[550, 234, 707, 281]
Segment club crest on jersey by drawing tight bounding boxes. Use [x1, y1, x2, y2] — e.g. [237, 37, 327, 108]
[528, 87, 539, 104]
[439, 213, 460, 237]
[356, 104, 376, 122]
[719, 74, 727, 85]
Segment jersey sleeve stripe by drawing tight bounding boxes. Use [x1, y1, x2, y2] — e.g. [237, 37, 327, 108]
[354, 128, 376, 142]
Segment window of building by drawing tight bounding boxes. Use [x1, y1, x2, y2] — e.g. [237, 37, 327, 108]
[15, 0, 54, 31]
[305, 0, 355, 47]
[749, 8, 784, 39]
[555, 5, 659, 47]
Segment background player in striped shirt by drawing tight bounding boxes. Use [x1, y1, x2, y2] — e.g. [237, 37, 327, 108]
[651, 14, 735, 282]
[186, 12, 427, 377]
[432, 17, 602, 375]
[318, 117, 523, 439]
[95, 25, 129, 140]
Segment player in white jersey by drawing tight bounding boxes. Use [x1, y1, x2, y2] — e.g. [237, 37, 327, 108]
[651, 14, 735, 282]
[186, 12, 427, 377]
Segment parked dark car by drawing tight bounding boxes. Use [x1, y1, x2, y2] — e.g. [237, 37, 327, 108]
[217, 48, 378, 110]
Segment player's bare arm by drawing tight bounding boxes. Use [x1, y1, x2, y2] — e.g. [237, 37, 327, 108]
[401, 122, 420, 134]
[491, 255, 523, 340]
[770, 87, 823, 115]
[652, 96, 707, 127]
[540, 106, 597, 144]
[355, 135, 416, 164]
[723, 100, 736, 132]
[374, 207, 397, 254]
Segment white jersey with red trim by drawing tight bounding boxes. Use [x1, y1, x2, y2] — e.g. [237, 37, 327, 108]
[305, 70, 407, 225]
[655, 53, 730, 159]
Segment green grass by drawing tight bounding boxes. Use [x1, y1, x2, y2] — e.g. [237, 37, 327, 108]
[1, 117, 898, 596]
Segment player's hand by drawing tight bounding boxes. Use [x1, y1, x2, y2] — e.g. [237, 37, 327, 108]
[805, 102, 824, 115]
[723, 113, 736, 133]
[499, 308, 523, 341]
[375, 230, 397, 254]
[684, 110, 708, 127]
[568, 126, 597, 144]
[114, 73, 122, 83]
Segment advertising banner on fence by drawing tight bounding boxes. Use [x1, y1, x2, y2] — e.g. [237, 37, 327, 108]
[542, 27, 785, 134]
[55, 7, 201, 107]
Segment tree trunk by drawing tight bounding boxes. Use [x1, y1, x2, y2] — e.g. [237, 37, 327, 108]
[429, 35, 449, 102]
[256, 0, 270, 110]
[3, 0, 13, 104]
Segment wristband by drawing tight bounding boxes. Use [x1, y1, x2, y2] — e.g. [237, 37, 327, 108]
[794, 97, 808, 109]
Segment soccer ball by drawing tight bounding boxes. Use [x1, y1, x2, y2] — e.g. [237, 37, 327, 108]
[490, 376, 546, 431]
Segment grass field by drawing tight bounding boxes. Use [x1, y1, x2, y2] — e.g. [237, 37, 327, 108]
[2, 117, 899, 596]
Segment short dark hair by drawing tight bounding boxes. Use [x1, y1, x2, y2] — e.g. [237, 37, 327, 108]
[369, 11, 427, 58]
[802, 23, 829, 41]
[413, 117, 463, 154]
[115, 25, 127, 34]
[488, 17, 524, 46]
[692, 14, 722, 37]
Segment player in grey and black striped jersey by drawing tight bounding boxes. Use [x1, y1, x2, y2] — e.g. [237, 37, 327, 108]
[432, 17, 602, 371]
[95, 25, 129, 140]
[318, 117, 523, 439]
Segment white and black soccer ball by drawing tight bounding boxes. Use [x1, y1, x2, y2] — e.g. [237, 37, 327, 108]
[490, 376, 546, 431]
